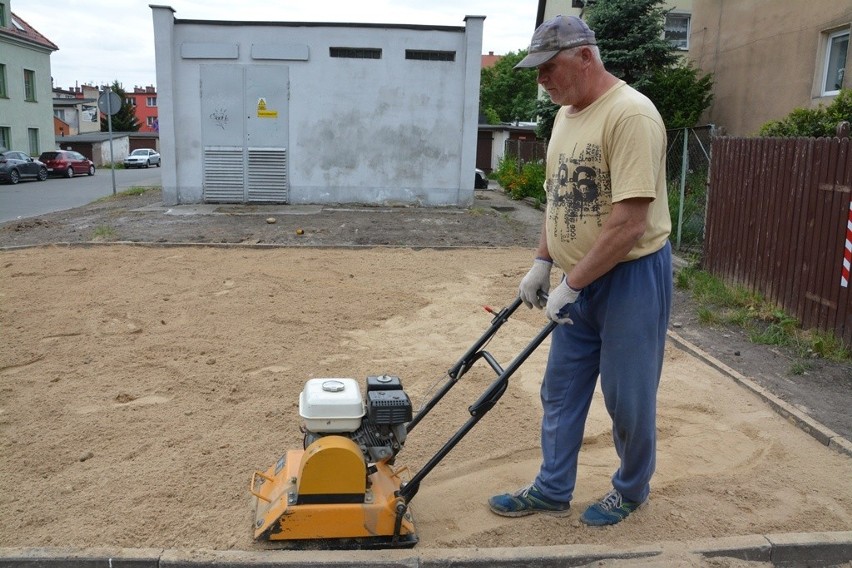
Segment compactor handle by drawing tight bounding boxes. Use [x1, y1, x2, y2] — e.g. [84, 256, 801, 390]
[250, 470, 275, 503]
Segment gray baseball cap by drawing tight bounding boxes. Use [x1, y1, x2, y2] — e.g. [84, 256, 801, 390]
[515, 15, 597, 69]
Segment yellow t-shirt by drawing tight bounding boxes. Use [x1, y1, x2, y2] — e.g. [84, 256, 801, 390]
[544, 81, 671, 273]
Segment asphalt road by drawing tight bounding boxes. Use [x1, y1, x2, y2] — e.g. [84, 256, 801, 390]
[0, 166, 162, 223]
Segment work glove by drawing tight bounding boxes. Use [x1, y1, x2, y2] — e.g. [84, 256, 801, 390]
[519, 258, 552, 309]
[545, 279, 581, 324]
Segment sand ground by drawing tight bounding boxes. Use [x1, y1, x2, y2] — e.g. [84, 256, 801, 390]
[1, 245, 850, 557]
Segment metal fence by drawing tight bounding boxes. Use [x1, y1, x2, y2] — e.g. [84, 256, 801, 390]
[504, 139, 547, 166]
[503, 127, 714, 255]
[666, 125, 713, 253]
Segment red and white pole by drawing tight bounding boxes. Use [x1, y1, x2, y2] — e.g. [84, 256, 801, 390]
[842, 200, 852, 288]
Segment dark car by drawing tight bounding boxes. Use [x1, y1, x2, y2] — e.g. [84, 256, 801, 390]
[0, 150, 49, 184]
[475, 168, 489, 189]
[38, 150, 95, 178]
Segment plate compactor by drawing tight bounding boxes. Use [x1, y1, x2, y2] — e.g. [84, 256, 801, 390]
[250, 296, 556, 548]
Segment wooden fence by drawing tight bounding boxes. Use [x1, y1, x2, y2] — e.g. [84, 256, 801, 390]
[705, 136, 852, 345]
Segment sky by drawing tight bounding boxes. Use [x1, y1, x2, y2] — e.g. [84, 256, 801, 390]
[14, 0, 538, 92]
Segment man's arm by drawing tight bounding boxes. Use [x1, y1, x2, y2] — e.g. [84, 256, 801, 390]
[534, 223, 550, 261]
[566, 197, 651, 290]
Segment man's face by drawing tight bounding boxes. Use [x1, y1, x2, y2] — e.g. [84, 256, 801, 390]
[536, 49, 584, 107]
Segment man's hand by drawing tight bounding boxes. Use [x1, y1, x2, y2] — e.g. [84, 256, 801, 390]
[519, 258, 552, 309]
[545, 280, 581, 324]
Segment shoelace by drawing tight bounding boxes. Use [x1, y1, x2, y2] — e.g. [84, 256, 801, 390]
[514, 484, 535, 498]
[599, 489, 623, 511]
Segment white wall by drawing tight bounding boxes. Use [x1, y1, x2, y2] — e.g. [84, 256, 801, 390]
[151, 7, 484, 206]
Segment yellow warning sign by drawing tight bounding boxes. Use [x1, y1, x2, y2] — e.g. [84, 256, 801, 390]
[257, 98, 278, 118]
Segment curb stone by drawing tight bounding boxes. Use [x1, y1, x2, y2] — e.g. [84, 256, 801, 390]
[1, 533, 850, 567]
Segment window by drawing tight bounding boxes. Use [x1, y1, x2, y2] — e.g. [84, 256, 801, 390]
[28, 128, 39, 156]
[665, 13, 691, 51]
[127, 98, 136, 107]
[406, 50, 456, 61]
[823, 30, 849, 96]
[23, 69, 36, 101]
[0, 126, 10, 150]
[0, 4, 6, 27]
[146, 96, 157, 107]
[146, 116, 156, 127]
[0, 64, 6, 98]
[329, 47, 382, 59]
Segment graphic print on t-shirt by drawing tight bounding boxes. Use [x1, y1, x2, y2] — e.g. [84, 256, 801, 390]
[547, 142, 611, 241]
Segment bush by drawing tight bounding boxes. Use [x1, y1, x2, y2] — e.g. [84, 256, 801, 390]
[643, 62, 714, 128]
[759, 89, 852, 137]
[494, 156, 546, 203]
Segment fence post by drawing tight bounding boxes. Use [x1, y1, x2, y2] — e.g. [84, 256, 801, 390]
[677, 127, 689, 249]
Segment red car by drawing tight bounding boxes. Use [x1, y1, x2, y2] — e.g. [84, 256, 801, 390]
[38, 150, 96, 178]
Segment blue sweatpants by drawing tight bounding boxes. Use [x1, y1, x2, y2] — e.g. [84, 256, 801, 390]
[534, 242, 672, 504]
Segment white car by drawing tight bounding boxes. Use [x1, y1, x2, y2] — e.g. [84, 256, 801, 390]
[124, 148, 161, 168]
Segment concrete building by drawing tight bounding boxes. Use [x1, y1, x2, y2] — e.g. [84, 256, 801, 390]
[0, 1, 57, 154]
[150, 5, 484, 207]
[689, 0, 850, 136]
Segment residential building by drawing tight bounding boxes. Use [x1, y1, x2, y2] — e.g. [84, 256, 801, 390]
[126, 85, 159, 133]
[482, 51, 502, 68]
[151, 6, 484, 206]
[0, 0, 58, 154]
[52, 84, 100, 137]
[533, 0, 850, 137]
[689, 0, 850, 136]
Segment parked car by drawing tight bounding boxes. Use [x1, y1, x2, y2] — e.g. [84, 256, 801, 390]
[124, 148, 161, 168]
[38, 150, 95, 178]
[475, 168, 489, 189]
[0, 150, 48, 184]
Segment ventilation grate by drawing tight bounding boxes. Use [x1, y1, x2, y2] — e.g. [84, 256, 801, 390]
[203, 147, 244, 203]
[247, 147, 288, 203]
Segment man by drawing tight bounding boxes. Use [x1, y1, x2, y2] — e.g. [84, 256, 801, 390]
[488, 15, 672, 526]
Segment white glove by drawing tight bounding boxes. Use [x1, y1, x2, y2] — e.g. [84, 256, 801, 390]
[545, 280, 581, 324]
[518, 258, 552, 309]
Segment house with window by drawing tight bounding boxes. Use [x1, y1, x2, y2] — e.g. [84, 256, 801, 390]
[533, 0, 849, 137]
[52, 84, 100, 136]
[126, 85, 159, 133]
[0, 0, 57, 154]
[689, 0, 849, 136]
[150, 6, 484, 206]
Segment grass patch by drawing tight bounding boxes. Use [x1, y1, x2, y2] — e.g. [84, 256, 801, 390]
[91, 226, 117, 240]
[677, 265, 851, 371]
[92, 186, 157, 203]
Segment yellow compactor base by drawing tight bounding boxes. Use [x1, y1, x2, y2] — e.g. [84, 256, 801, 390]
[251, 436, 417, 547]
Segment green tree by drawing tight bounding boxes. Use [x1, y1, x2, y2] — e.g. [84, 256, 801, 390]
[585, 0, 679, 92]
[480, 50, 539, 123]
[534, 96, 559, 140]
[585, 0, 712, 127]
[643, 62, 714, 128]
[100, 81, 140, 132]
